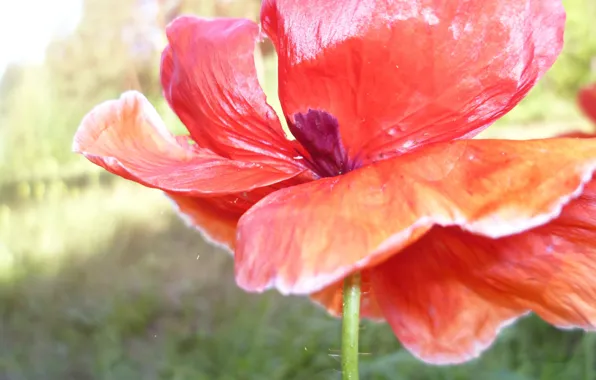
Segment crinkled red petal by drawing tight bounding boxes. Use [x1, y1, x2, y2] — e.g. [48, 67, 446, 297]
[162, 16, 300, 169]
[235, 138, 596, 295]
[73, 91, 304, 195]
[261, 0, 565, 162]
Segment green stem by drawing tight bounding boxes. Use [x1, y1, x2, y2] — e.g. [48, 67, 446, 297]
[584, 333, 595, 380]
[341, 272, 361, 380]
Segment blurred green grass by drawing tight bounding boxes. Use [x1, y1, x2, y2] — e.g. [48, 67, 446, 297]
[2, 181, 596, 380]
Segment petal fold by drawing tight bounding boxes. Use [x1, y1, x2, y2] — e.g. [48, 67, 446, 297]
[415, 181, 596, 330]
[314, 178, 596, 364]
[73, 91, 302, 195]
[166, 193, 242, 252]
[165, 179, 302, 252]
[162, 16, 298, 168]
[371, 239, 525, 364]
[261, 0, 565, 161]
[235, 138, 596, 294]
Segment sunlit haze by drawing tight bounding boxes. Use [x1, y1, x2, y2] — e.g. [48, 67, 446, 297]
[0, 0, 82, 78]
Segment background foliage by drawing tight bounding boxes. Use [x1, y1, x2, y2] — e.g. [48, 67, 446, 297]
[0, 0, 595, 379]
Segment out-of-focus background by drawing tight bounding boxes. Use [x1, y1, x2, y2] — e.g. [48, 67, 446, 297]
[1, 0, 596, 379]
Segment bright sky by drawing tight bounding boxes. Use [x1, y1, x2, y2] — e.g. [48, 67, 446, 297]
[0, 0, 82, 78]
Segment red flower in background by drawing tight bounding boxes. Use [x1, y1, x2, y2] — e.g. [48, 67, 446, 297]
[579, 82, 596, 125]
[555, 83, 596, 138]
[73, 0, 596, 364]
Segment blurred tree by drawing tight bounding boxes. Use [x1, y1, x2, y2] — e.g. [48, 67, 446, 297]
[0, 64, 26, 112]
[0, 67, 63, 179]
[1, 0, 166, 181]
[45, 0, 162, 102]
[157, 0, 260, 23]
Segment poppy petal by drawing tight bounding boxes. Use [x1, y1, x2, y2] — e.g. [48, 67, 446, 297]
[554, 131, 596, 138]
[419, 181, 596, 329]
[579, 83, 596, 124]
[162, 16, 298, 168]
[73, 91, 303, 195]
[235, 138, 596, 295]
[370, 239, 526, 364]
[310, 271, 384, 320]
[166, 193, 240, 252]
[261, 0, 565, 161]
[165, 177, 304, 252]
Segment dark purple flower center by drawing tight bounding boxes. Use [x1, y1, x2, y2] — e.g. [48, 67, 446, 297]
[288, 109, 358, 178]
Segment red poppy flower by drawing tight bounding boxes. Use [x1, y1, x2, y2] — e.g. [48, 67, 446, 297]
[552, 83, 596, 138]
[579, 82, 596, 125]
[73, 0, 596, 365]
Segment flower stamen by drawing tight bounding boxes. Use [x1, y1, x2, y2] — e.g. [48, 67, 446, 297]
[288, 109, 358, 177]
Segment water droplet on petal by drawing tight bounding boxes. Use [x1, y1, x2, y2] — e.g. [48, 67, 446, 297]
[402, 140, 415, 149]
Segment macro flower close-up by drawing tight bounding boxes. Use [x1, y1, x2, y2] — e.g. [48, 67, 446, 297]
[73, 0, 596, 367]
